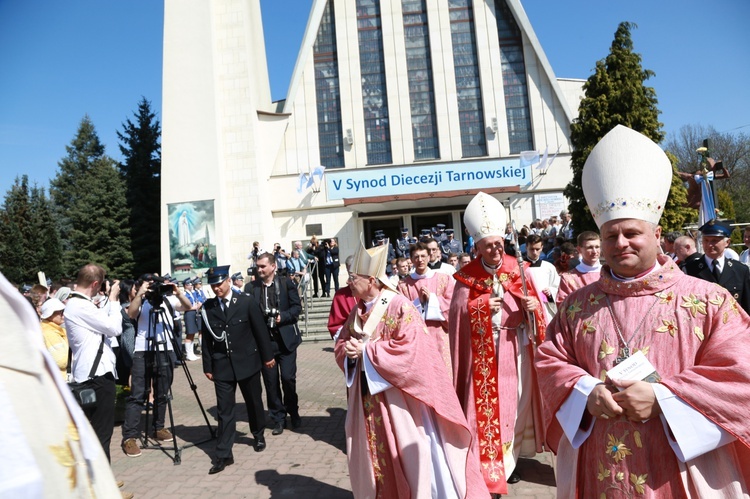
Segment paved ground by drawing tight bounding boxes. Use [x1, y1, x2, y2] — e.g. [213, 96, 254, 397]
[111, 340, 556, 498]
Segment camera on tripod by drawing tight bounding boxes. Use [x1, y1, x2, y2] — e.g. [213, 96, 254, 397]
[143, 275, 173, 306]
[263, 307, 280, 329]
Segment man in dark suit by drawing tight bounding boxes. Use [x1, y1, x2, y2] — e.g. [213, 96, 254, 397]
[201, 265, 276, 474]
[685, 219, 750, 313]
[247, 253, 303, 436]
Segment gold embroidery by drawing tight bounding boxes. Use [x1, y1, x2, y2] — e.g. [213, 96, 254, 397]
[587, 293, 605, 306]
[655, 319, 678, 337]
[606, 433, 632, 463]
[498, 273, 508, 283]
[633, 346, 650, 356]
[615, 471, 625, 481]
[566, 299, 582, 321]
[597, 461, 610, 481]
[363, 393, 386, 485]
[709, 295, 725, 307]
[630, 473, 648, 494]
[581, 320, 596, 335]
[599, 340, 615, 360]
[634, 431, 642, 448]
[680, 294, 707, 317]
[693, 327, 704, 341]
[49, 440, 77, 490]
[655, 290, 675, 304]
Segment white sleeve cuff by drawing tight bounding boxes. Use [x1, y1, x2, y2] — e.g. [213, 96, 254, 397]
[424, 294, 446, 322]
[556, 375, 601, 449]
[362, 344, 393, 395]
[344, 357, 356, 388]
[653, 383, 735, 462]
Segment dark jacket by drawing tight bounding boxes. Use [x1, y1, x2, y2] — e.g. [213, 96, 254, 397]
[685, 255, 750, 314]
[246, 276, 303, 352]
[201, 291, 274, 382]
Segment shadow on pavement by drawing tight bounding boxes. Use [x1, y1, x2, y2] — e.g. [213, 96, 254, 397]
[255, 469, 352, 498]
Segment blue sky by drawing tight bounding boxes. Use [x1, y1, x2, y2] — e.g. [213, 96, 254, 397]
[1, 0, 748, 198]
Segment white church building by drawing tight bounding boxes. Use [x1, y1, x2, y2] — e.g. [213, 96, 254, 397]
[160, 0, 583, 277]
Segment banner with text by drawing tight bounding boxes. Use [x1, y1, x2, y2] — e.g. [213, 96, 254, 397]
[325, 159, 531, 201]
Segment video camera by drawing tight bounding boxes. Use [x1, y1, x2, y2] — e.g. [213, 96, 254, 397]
[141, 274, 173, 306]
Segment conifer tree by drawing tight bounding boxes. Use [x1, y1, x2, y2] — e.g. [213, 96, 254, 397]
[564, 22, 663, 234]
[51, 116, 135, 277]
[29, 184, 64, 279]
[660, 153, 696, 232]
[118, 98, 162, 276]
[0, 176, 35, 283]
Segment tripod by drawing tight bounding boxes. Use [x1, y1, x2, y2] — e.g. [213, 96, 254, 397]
[139, 296, 216, 464]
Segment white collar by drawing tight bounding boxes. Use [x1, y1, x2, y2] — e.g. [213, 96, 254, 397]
[410, 268, 435, 280]
[481, 259, 500, 275]
[576, 261, 602, 273]
[609, 261, 661, 282]
[703, 254, 725, 267]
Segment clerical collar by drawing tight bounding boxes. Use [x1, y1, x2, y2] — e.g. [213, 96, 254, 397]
[410, 268, 434, 280]
[576, 261, 602, 273]
[481, 259, 500, 275]
[428, 261, 441, 269]
[610, 261, 661, 282]
[362, 296, 378, 313]
[526, 258, 543, 268]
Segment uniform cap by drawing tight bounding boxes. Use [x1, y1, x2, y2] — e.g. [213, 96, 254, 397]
[206, 266, 231, 285]
[699, 219, 733, 237]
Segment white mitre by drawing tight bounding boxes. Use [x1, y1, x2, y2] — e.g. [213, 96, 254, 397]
[582, 125, 672, 228]
[464, 191, 507, 242]
[351, 238, 397, 292]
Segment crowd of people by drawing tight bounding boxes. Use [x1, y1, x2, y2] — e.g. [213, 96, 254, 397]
[8, 124, 750, 497]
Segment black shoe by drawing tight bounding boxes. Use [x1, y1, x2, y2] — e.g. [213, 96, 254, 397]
[271, 421, 285, 435]
[253, 436, 266, 452]
[208, 456, 234, 474]
[290, 414, 302, 429]
[507, 471, 521, 484]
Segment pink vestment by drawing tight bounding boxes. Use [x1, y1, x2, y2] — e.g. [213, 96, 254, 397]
[448, 255, 546, 494]
[328, 286, 357, 338]
[334, 291, 487, 498]
[397, 271, 455, 374]
[537, 255, 750, 497]
[556, 267, 601, 305]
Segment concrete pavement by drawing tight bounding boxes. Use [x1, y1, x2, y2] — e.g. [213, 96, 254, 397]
[111, 340, 556, 498]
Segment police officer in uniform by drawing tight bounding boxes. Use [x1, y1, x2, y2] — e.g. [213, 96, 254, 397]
[396, 227, 411, 259]
[440, 229, 462, 262]
[685, 219, 750, 314]
[201, 265, 276, 474]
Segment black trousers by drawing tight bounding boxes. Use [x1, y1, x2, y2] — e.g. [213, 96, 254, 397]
[84, 372, 116, 461]
[213, 371, 265, 458]
[317, 262, 328, 295]
[122, 351, 173, 440]
[261, 332, 299, 424]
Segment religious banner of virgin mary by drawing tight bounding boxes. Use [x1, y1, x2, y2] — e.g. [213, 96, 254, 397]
[167, 200, 217, 277]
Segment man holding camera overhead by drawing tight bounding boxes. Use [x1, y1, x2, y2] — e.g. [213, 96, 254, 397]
[247, 252, 303, 436]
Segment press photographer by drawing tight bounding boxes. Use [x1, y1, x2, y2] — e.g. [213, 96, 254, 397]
[120, 273, 192, 458]
[247, 253, 303, 435]
[64, 264, 123, 461]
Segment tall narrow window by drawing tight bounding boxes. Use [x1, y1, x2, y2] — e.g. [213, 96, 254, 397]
[402, 0, 439, 160]
[494, 0, 533, 153]
[314, 1, 345, 168]
[357, 0, 392, 165]
[449, 0, 486, 158]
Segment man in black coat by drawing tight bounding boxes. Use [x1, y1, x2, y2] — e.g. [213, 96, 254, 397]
[247, 253, 303, 436]
[201, 265, 276, 474]
[685, 220, 750, 314]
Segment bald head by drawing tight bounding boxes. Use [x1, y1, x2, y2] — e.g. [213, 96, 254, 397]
[673, 235, 696, 262]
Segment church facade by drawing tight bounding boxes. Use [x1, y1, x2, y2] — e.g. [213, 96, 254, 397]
[160, 0, 582, 277]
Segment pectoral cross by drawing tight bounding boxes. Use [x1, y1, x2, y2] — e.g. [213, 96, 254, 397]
[615, 346, 631, 365]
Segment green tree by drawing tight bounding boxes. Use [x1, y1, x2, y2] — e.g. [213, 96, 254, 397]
[118, 98, 162, 276]
[564, 22, 663, 235]
[660, 153, 697, 232]
[716, 189, 735, 220]
[50, 116, 134, 277]
[29, 184, 64, 279]
[0, 176, 36, 283]
[0, 176, 63, 283]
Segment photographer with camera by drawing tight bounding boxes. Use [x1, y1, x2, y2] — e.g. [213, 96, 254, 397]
[64, 264, 123, 461]
[247, 252, 303, 435]
[120, 273, 192, 458]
